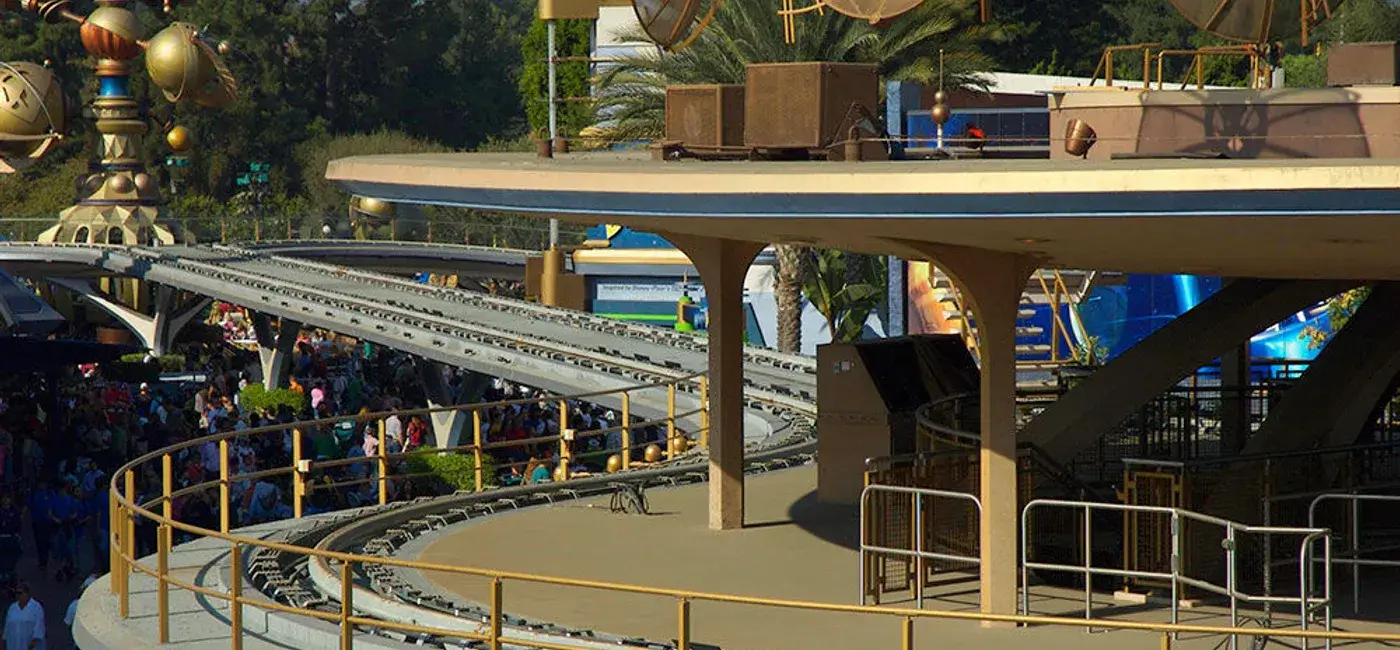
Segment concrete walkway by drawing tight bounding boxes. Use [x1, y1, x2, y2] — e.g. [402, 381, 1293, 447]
[411, 465, 1400, 650]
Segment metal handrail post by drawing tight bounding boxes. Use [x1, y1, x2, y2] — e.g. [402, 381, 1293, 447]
[1351, 498, 1359, 614]
[292, 429, 304, 518]
[472, 410, 484, 491]
[108, 491, 119, 594]
[913, 491, 924, 609]
[1227, 526, 1237, 650]
[489, 577, 503, 650]
[1083, 503, 1093, 627]
[621, 392, 632, 470]
[220, 438, 231, 533]
[558, 399, 570, 480]
[677, 598, 691, 650]
[231, 541, 243, 650]
[340, 560, 354, 650]
[377, 419, 388, 506]
[699, 376, 710, 448]
[1171, 510, 1180, 639]
[666, 384, 677, 460]
[157, 521, 170, 643]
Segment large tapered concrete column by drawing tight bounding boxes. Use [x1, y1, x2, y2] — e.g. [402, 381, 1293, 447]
[901, 241, 1035, 620]
[252, 313, 302, 390]
[667, 234, 765, 531]
[418, 359, 468, 448]
[49, 278, 210, 356]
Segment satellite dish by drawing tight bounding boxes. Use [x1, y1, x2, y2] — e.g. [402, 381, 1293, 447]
[822, 0, 923, 23]
[633, 0, 721, 50]
[1168, 0, 1344, 43]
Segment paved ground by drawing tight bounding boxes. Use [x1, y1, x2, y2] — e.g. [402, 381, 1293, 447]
[413, 465, 1400, 650]
[4, 516, 94, 650]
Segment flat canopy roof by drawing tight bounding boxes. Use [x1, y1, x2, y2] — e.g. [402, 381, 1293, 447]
[327, 152, 1400, 280]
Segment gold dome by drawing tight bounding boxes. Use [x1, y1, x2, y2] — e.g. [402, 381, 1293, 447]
[166, 125, 193, 152]
[352, 195, 397, 220]
[0, 61, 65, 173]
[145, 23, 213, 103]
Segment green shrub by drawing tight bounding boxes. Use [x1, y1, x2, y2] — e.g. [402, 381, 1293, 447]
[238, 383, 306, 415]
[119, 353, 187, 372]
[102, 361, 161, 384]
[405, 449, 495, 492]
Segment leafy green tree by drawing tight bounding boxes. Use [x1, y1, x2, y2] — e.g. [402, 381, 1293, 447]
[1301, 287, 1372, 350]
[1282, 53, 1328, 88]
[519, 17, 594, 136]
[801, 248, 887, 344]
[1314, 0, 1400, 44]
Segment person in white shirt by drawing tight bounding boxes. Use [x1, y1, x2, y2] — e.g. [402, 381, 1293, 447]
[3, 582, 45, 650]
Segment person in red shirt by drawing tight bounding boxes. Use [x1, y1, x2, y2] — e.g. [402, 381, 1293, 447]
[964, 123, 985, 150]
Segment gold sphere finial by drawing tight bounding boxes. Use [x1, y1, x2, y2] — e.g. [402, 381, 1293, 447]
[606, 454, 623, 473]
[643, 444, 663, 463]
[166, 125, 192, 152]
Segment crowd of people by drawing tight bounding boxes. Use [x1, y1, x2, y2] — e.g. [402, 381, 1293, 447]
[1, 316, 674, 648]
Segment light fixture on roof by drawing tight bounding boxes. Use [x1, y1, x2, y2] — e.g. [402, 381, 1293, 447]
[1016, 237, 1051, 245]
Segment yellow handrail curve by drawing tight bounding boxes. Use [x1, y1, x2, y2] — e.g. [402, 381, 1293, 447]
[104, 373, 1400, 650]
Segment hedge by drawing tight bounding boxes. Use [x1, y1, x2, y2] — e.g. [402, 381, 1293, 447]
[120, 353, 187, 372]
[238, 383, 307, 414]
[405, 449, 495, 492]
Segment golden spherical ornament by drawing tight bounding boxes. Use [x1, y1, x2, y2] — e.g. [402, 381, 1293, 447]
[930, 104, 951, 126]
[605, 454, 623, 473]
[84, 173, 104, 191]
[133, 173, 154, 192]
[0, 61, 65, 162]
[80, 7, 147, 60]
[353, 196, 396, 220]
[643, 444, 663, 463]
[673, 437, 688, 454]
[107, 174, 134, 194]
[553, 465, 569, 482]
[932, 90, 948, 106]
[166, 125, 193, 152]
[146, 23, 215, 103]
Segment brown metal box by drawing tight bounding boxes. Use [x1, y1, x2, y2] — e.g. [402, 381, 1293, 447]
[744, 62, 879, 149]
[665, 84, 746, 151]
[1327, 42, 1400, 86]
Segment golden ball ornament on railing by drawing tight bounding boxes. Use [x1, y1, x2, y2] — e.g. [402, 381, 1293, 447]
[166, 125, 192, 152]
[553, 465, 569, 482]
[606, 454, 623, 473]
[673, 436, 688, 454]
[643, 444, 663, 463]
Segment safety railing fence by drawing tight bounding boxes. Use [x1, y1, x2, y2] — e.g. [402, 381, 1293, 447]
[1021, 499, 1333, 650]
[859, 484, 983, 609]
[1305, 493, 1400, 616]
[103, 381, 1400, 650]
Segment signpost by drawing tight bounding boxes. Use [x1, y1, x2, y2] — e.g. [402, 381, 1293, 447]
[235, 161, 271, 241]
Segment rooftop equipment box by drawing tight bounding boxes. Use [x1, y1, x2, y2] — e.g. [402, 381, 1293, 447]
[744, 62, 879, 150]
[665, 84, 746, 152]
[1327, 42, 1400, 86]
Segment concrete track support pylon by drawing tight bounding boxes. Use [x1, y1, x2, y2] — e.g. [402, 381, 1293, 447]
[252, 313, 303, 390]
[50, 278, 212, 356]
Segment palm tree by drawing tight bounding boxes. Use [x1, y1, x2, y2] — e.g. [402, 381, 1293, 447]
[596, 0, 996, 355]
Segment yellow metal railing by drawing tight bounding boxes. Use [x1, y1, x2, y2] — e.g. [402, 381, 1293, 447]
[1154, 45, 1262, 90]
[1090, 43, 1160, 88]
[106, 376, 1400, 649]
